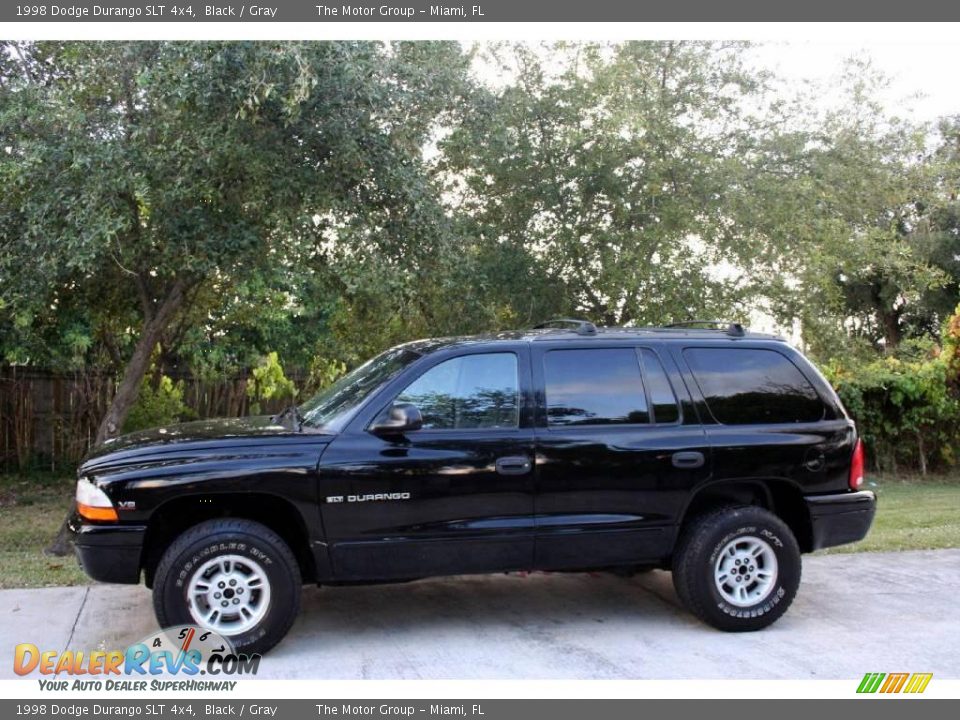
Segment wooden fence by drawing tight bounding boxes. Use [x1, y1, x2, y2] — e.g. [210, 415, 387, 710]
[0, 366, 294, 472]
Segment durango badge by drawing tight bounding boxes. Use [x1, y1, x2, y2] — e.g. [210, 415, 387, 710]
[326, 493, 411, 503]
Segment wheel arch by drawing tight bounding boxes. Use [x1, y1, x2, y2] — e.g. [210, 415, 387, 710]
[678, 478, 814, 554]
[141, 491, 316, 588]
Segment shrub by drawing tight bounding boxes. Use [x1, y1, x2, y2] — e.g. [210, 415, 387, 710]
[247, 352, 298, 415]
[123, 375, 195, 433]
[824, 308, 960, 475]
[305, 356, 347, 396]
[944, 302, 960, 398]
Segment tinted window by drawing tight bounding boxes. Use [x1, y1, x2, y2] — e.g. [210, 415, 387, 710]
[301, 347, 421, 431]
[392, 353, 519, 430]
[545, 348, 649, 426]
[683, 348, 824, 424]
[639, 348, 680, 423]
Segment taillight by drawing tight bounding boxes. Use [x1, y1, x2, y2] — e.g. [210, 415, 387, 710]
[849, 439, 865, 490]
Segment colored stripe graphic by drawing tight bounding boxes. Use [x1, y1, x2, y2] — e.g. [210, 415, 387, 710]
[880, 673, 909, 693]
[857, 673, 885, 693]
[857, 672, 932, 694]
[903, 673, 933, 694]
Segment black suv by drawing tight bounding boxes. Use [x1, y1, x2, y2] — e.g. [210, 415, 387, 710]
[70, 320, 875, 653]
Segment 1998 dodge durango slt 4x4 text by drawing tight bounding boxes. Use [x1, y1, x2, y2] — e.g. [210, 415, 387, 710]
[70, 320, 876, 653]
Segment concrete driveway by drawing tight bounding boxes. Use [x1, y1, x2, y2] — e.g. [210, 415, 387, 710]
[2, 548, 958, 680]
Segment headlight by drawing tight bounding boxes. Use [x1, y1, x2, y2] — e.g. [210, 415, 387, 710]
[75, 478, 118, 522]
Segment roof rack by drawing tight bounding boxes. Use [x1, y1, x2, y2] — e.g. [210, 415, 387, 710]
[664, 320, 746, 337]
[533, 318, 598, 336]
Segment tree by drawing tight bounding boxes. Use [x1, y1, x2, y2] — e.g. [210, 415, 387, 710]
[439, 41, 770, 327]
[729, 60, 955, 356]
[0, 41, 471, 443]
[908, 118, 960, 335]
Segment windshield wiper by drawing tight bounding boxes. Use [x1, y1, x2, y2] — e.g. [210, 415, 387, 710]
[272, 404, 305, 431]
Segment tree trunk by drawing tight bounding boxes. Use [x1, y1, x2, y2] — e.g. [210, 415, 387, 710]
[94, 278, 189, 445]
[879, 307, 902, 351]
[93, 321, 164, 445]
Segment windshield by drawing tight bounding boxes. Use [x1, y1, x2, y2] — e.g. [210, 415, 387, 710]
[299, 347, 422, 431]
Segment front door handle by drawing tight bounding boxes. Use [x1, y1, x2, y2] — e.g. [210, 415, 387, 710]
[672, 451, 705, 469]
[496, 456, 532, 476]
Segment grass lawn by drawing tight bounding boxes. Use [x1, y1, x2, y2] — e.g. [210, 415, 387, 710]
[0, 470, 958, 589]
[0, 472, 88, 589]
[819, 473, 960, 554]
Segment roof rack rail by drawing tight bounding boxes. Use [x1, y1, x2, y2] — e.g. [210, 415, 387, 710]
[664, 320, 746, 337]
[533, 318, 598, 336]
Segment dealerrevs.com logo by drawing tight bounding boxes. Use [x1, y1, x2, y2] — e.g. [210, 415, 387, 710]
[13, 625, 260, 692]
[857, 672, 933, 694]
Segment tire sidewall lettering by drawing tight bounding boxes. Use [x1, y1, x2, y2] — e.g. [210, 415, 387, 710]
[716, 585, 786, 618]
[250, 546, 274, 565]
[759, 528, 784, 548]
[174, 540, 272, 590]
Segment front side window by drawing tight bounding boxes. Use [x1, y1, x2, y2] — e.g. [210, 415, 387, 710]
[389, 352, 520, 430]
[683, 348, 824, 424]
[544, 348, 649, 426]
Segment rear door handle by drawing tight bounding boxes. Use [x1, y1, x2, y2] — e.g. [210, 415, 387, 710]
[496, 456, 532, 475]
[672, 451, 705, 469]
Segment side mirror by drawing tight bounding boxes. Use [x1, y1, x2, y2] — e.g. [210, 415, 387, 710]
[369, 403, 423, 435]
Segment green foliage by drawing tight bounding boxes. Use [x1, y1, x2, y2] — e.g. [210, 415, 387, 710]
[247, 352, 298, 414]
[0, 41, 472, 432]
[1, 41, 959, 474]
[122, 375, 194, 433]
[825, 311, 960, 474]
[440, 42, 764, 326]
[735, 61, 957, 354]
[944, 302, 960, 396]
[305, 356, 348, 397]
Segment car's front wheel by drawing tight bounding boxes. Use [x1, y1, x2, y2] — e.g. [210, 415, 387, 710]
[672, 505, 801, 631]
[153, 518, 301, 655]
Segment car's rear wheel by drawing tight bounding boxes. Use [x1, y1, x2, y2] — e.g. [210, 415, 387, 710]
[153, 518, 301, 655]
[672, 505, 801, 631]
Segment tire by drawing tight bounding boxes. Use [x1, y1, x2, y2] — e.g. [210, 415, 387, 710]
[672, 505, 801, 632]
[153, 518, 301, 655]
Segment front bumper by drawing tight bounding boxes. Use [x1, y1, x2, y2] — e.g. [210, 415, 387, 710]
[805, 490, 876, 551]
[68, 511, 146, 584]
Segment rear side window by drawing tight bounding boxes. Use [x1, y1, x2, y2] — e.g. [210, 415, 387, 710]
[544, 348, 649, 426]
[683, 348, 824, 425]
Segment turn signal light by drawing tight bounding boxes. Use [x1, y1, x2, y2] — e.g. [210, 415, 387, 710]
[849, 439, 865, 490]
[76, 502, 119, 522]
